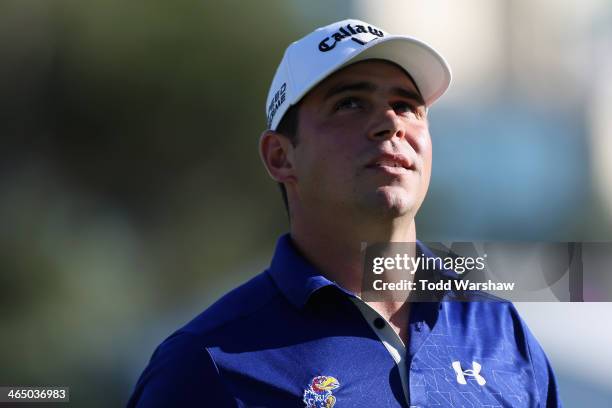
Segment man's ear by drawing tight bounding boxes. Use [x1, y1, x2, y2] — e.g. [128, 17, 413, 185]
[259, 130, 297, 184]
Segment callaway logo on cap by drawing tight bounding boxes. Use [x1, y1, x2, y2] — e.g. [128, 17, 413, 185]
[265, 18, 452, 130]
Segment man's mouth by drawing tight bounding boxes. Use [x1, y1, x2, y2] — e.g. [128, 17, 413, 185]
[366, 153, 415, 172]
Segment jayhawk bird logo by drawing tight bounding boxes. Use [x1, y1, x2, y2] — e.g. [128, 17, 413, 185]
[303, 376, 340, 408]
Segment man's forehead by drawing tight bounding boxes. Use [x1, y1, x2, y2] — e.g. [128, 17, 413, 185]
[310, 59, 422, 98]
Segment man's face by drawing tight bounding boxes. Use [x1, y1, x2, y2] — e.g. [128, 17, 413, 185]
[291, 59, 432, 221]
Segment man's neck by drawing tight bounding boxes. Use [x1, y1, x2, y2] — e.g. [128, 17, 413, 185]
[290, 214, 417, 345]
[290, 214, 417, 296]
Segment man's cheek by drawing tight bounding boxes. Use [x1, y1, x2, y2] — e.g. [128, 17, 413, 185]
[421, 161, 432, 196]
[417, 135, 432, 154]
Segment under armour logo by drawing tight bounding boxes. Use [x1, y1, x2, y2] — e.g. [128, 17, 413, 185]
[451, 361, 486, 386]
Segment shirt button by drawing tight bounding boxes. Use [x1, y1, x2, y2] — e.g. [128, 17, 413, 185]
[374, 317, 386, 329]
[415, 322, 422, 332]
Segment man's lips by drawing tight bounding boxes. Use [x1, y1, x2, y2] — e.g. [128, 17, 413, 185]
[365, 153, 416, 172]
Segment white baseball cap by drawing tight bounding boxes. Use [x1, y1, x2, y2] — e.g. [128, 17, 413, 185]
[265, 19, 452, 130]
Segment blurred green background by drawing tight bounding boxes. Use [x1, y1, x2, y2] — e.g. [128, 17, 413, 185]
[1, 1, 611, 406]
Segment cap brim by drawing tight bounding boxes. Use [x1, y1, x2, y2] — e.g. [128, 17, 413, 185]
[341, 35, 451, 106]
[295, 35, 451, 108]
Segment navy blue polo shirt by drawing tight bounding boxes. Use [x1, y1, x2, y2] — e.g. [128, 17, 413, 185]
[128, 234, 562, 407]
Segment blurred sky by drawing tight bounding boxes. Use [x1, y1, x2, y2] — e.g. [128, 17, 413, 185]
[1, 0, 611, 406]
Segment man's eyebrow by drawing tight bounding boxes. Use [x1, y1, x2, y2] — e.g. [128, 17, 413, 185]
[323, 81, 376, 100]
[392, 87, 425, 106]
[323, 81, 425, 105]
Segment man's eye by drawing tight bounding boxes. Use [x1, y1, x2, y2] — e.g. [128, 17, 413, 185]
[393, 101, 426, 117]
[334, 97, 362, 111]
[393, 101, 416, 113]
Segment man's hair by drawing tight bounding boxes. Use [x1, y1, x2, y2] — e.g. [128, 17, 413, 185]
[275, 103, 300, 216]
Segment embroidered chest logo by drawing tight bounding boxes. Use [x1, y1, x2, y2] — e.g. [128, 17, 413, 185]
[452, 361, 486, 386]
[303, 376, 340, 408]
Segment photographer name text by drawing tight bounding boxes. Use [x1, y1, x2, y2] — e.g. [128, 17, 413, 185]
[372, 279, 515, 291]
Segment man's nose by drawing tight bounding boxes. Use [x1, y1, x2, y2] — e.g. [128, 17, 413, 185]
[367, 108, 407, 142]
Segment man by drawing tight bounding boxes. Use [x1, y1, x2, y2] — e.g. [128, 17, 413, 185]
[128, 19, 562, 407]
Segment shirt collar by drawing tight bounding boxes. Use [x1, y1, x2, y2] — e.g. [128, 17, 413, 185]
[267, 234, 446, 310]
[267, 233, 353, 310]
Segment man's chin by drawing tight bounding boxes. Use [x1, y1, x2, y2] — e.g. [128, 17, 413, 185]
[369, 187, 417, 217]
